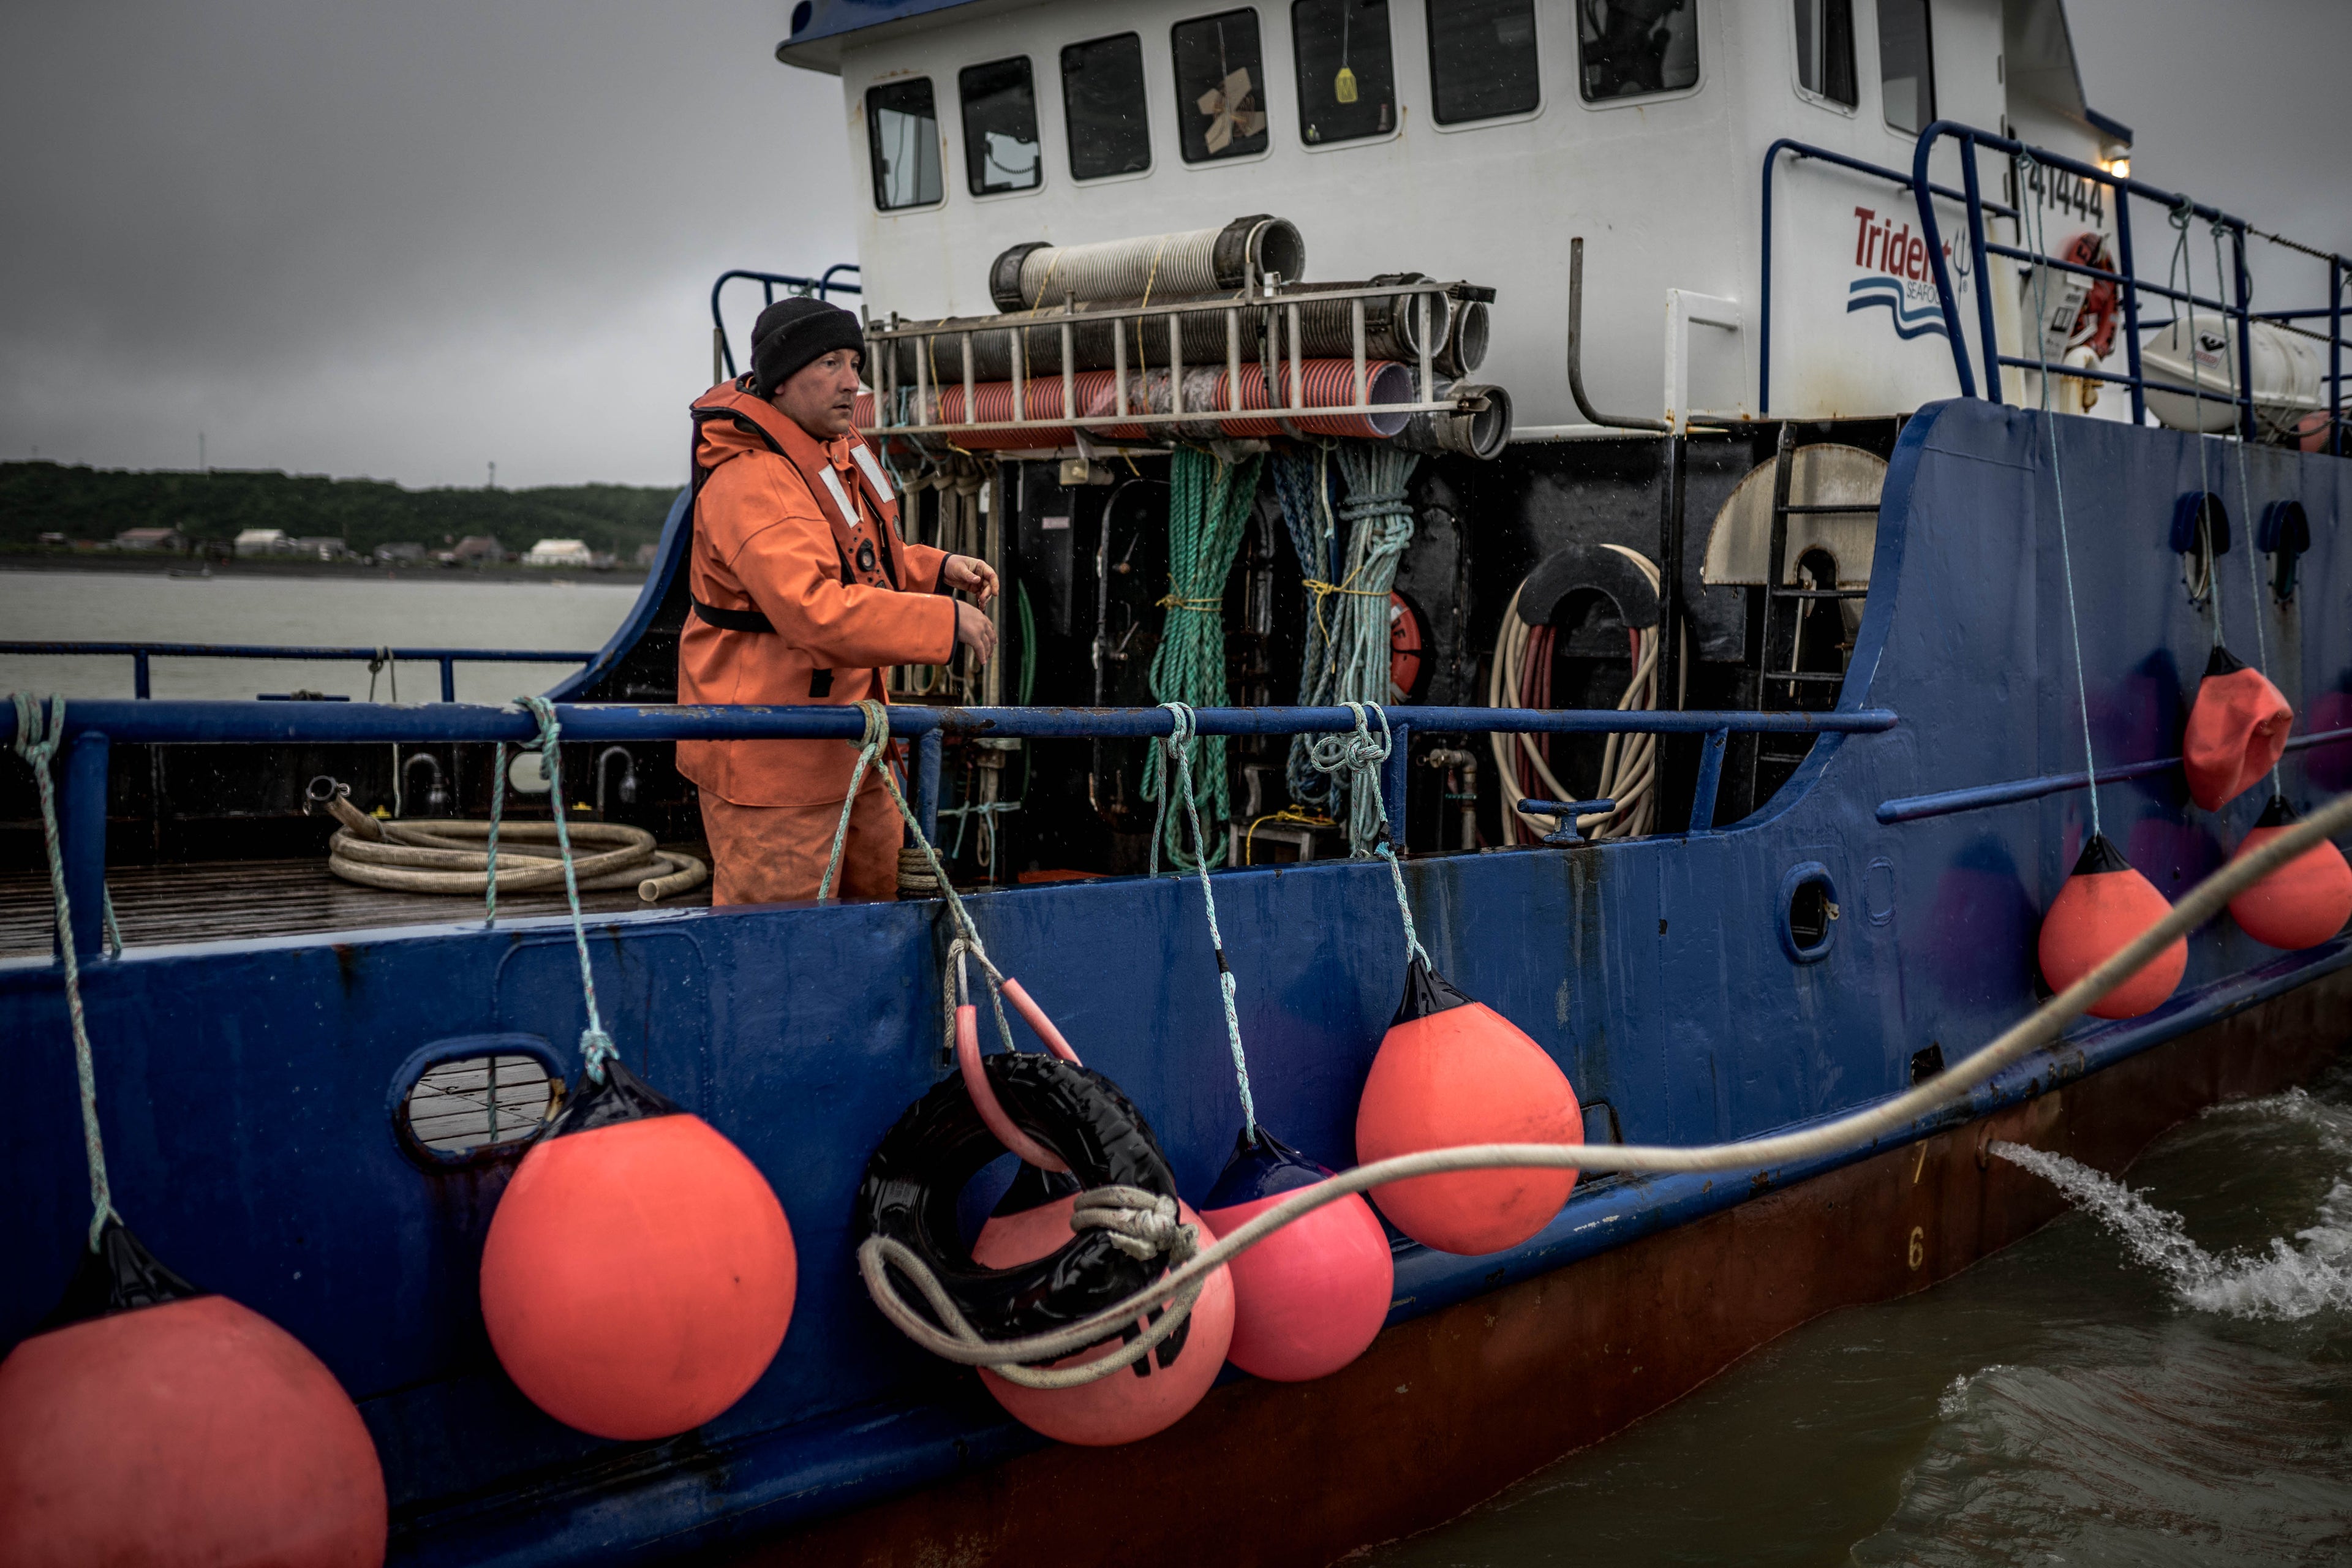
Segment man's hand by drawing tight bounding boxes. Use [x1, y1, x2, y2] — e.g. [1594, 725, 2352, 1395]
[941, 554, 998, 604]
[954, 600, 997, 664]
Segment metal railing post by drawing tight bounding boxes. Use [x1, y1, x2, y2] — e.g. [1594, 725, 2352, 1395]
[1687, 727, 1728, 833]
[1959, 135, 2003, 402]
[2333, 255, 2345, 457]
[61, 731, 110, 960]
[2231, 222, 2258, 442]
[2114, 183, 2147, 426]
[1384, 723, 1411, 847]
[916, 728, 943, 843]
[440, 657, 457, 703]
[132, 651, 151, 699]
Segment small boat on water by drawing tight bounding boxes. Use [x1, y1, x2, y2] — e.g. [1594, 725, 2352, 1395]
[4, 2, 2350, 1564]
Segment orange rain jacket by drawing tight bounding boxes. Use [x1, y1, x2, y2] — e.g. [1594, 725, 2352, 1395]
[677, 379, 954, 806]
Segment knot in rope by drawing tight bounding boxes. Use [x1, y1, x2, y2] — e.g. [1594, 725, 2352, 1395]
[519, 695, 617, 1081]
[820, 699, 893, 902]
[1070, 1186, 1197, 1265]
[1309, 701, 1433, 968]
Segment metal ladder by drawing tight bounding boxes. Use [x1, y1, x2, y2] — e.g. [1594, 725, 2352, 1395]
[1747, 422, 1877, 801]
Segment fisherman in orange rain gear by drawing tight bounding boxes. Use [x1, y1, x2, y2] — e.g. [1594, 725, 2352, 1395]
[678, 296, 998, 905]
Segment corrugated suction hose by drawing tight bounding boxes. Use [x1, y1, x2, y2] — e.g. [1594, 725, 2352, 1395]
[322, 793, 706, 902]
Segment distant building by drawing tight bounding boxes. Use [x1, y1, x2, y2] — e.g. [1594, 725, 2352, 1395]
[233, 527, 289, 556]
[373, 541, 427, 564]
[451, 535, 507, 565]
[524, 538, 594, 568]
[115, 526, 186, 552]
[634, 541, 660, 568]
[294, 536, 356, 561]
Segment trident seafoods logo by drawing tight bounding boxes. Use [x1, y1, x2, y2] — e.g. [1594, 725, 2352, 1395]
[1847, 205, 1966, 340]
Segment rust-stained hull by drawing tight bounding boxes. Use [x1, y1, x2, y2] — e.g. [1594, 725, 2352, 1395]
[736, 970, 2350, 1568]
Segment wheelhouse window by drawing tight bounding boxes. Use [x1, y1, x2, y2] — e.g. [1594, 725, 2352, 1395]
[866, 78, 941, 209]
[1172, 10, 1270, 162]
[1062, 33, 1152, 179]
[1292, 0, 1396, 144]
[1427, 0, 1539, 124]
[960, 58, 1042, 194]
[1876, 0, 1935, 134]
[1577, 0, 1700, 102]
[1795, 0, 1856, 107]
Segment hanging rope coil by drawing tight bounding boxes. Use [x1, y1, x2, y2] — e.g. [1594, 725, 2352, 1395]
[1144, 448, 1264, 867]
[10, 693, 121, 1250]
[1270, 442, 1422, 854]
[1485, 550, 1673, 844]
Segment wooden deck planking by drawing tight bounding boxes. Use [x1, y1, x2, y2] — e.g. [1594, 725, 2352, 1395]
[0, 853, 712, 959]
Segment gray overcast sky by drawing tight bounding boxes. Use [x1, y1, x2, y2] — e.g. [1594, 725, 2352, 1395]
[2, 0, 2345, 489]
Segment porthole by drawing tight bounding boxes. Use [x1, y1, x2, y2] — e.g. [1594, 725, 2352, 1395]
[1778, 861, 1839, 963]
[392, 1035, 562, 1166]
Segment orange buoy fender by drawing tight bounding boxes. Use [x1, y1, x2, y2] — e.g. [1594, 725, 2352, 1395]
[479, 1061, 796, 1441]
[2183, 644, 2293, 812]
[2035, 834, 2188, 1019]
[2228, 796, 2352, 950]
[1199, 1128, 1392, 1383]
[1355, 959, 1583, 1256]
[971, 1172, 1234, 1447]
[0, 1221, 386, 1568]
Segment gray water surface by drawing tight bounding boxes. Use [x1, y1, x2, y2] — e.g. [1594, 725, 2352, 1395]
[0, 568, 643, 704]
[1366, 1053, 2352, 1567]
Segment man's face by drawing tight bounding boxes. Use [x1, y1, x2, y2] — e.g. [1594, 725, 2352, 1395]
[774, 348, 864, 440]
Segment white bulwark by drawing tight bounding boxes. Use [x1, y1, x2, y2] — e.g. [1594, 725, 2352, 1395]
[780, 0, 2130, 435]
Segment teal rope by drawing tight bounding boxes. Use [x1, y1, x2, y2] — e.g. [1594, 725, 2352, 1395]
[2020, 153, 2106, 839]
[102, 886, 123, 957]
[819, 703, 891, 902]
[519, 696, 616, 1082]
[1308, 701, 1431, 970]
[484, 741, 507, 926]
[1155, 702, 1257, 1136]
[10, 693, 122, 1249]
[1144, 448, 1263, 869]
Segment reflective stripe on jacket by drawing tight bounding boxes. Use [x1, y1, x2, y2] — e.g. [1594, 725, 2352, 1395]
[677, 379, 953, 806]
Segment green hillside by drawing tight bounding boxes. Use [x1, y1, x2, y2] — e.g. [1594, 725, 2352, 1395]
[0, 462, 681, 560]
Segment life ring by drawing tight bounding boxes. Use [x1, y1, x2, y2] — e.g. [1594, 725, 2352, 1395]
[2059, 231, 2120, 360]
[1388, 591, 1428, 703]
[856, 1052, 1198, 1357]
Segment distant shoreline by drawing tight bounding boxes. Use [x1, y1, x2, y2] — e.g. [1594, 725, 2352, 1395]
[0, 552, 649, 586]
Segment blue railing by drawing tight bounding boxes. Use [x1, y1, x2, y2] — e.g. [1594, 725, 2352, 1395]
[1759, 124, 2346, 454]
[1876, 726, 2352, 824]
[710, 265, 864, 380]
[1, 699, 1899, 960]
[0, 643, 600, 703]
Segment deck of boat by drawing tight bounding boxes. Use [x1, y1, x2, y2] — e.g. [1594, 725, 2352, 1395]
[0, 851, 714, 960]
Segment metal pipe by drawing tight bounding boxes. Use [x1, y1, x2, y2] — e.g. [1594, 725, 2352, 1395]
[1, 642, 598, 663]
[1877, 725, 2352, 823]
[1567, 238, 1670, 431]
[0, 699, 1903, 748]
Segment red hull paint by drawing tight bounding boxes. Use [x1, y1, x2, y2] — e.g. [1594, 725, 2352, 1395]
[735, 973, 2350, 1567]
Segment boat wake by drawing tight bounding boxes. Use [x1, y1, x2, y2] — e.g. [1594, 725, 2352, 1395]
[1990, 1100, 2352, 1321]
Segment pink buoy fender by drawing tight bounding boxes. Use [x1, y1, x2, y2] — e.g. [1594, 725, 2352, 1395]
[0, 1221, 387, 1568]
[858, 1048, 1230, 1447]
[2228, 796, 2352, 950]
[1199, 1128, 1392, 1383]
[1355, 959, 1583, 1256]
[479, 1060, 797, 1441]
[2036, 834, 2188, 1019]
[972, 1177, 1234, 1446]
[2184, 645, 2293, 812]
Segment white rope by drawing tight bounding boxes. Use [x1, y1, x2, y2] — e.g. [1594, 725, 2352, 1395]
[1153, 701, 1259, 1139]
[858, 783, 2352, 1382]
[2022, 153, 2108, 839]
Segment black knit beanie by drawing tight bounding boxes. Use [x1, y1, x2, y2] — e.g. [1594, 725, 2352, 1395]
[752, 297, 865, 396]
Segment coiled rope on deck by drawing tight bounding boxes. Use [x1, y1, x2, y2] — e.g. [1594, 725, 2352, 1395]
[856, 766, 2352, 1383]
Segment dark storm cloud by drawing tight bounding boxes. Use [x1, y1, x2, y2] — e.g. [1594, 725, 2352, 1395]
[1, 1, 2343, 488]
[1, 0, 855, 486]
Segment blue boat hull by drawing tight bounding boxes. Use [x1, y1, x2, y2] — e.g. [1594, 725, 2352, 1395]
[4, 400, 2348, 1564]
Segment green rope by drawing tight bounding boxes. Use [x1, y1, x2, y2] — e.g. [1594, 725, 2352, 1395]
[1144, 448, 1263, 869]
[1153, 701, 1258, 1137]
[10, 693, 123, 1249]
[518, 696, 617, 1082]
[1308, 701, 1431, 970]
